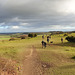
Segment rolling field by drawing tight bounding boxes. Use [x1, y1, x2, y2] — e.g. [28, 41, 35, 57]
[37, 33, 75, 75]
[0, 35, 10, 40]
[0, 33, 75, 75]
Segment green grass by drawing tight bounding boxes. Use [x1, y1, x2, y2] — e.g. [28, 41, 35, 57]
[0, 36, 42, 61]
[0, 33, 75, 75]
[0, 35, 10, 40]
[36, 33, 75, 75]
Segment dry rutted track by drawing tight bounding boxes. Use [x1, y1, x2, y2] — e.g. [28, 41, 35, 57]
[22, 45, 43, 75]
[0, 45, 43, 75]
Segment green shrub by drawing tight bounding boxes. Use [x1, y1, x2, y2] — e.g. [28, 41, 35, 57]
[64, 33, 68, 36]
[65, 36, 75, 42]
[28, 33, 33, 38]
[28, 33, 37, 38]
[34, 34, 37, 37]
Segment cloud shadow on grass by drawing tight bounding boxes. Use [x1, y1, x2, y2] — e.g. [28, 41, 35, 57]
[51, 42, 75, 47]
[60, 64, 75, 69]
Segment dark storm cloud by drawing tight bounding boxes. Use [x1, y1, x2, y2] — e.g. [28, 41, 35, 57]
[0, 0, 75, 32]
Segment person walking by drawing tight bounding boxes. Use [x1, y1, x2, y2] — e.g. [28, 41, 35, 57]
[41, 41, 46, 48]
[44, 41, 46, 48]
[61, 37, 63, 43]
[42, 35, 44, 39]
[41, 41, 44, 48]
[47, 36, 49, 43]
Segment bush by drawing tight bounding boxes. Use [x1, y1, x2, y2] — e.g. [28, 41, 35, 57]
[34, 34, 37, 37]
[28, 33, 33, 38]
[28, 33, 37, 38]
[65, 36, 75, 42]
[64, 33, 68, 36]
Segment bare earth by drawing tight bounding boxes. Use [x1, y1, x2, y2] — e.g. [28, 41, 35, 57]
[0, 45, 43, 75]
[21, 45, 43, 75]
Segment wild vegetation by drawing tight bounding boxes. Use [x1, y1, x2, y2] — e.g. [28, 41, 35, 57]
[66, 36, 75, 42]
[28, 33, 37, 38]
[0, 32, 75, 75]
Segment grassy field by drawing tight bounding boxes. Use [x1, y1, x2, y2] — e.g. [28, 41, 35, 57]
[0, 33, 75, 75]
[0, 35, 10, 40]
[37, 33, 75, 75]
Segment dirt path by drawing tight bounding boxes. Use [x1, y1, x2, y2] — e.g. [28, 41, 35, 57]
[21, 45, 43, 75]
[0, 45, 43, 75]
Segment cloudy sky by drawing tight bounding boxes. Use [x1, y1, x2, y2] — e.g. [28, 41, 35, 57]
[0, 0, 75, 32]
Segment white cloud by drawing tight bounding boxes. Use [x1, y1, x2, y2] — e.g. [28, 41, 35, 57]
[20, 23, 29, 26]
[12, 26, 19, 29]
[0, 22, 5, 25]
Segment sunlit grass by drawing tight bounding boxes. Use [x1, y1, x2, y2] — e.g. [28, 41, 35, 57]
[36, 33, 75, 75]
[0, 33, 75, 75]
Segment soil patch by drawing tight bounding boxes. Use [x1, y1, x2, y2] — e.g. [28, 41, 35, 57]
[21, 45, 43, 75]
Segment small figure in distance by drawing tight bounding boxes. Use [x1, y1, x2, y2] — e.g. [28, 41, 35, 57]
[41, 41, 46, 48]
[42, 35, 44, 39]
[61, 37, 63, 43]
[44, 41, 46, 48]
[47, 36, 49, 43]
[41, 41, 44, 48]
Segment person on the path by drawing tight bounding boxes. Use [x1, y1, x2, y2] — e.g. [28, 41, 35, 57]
[41, 41, 46, 48]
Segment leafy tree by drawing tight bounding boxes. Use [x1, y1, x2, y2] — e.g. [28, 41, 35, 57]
[28, 33, 37, 38]
[34, 34, 37, 37]
[66, 36, 75, 42]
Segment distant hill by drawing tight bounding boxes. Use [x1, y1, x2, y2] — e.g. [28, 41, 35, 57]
[0, 31, 75, 35]
[0, 32, 29, 35]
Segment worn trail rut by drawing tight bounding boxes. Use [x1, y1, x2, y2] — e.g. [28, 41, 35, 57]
[21, 45, 43, 75]
[0, 45, 43, 75]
